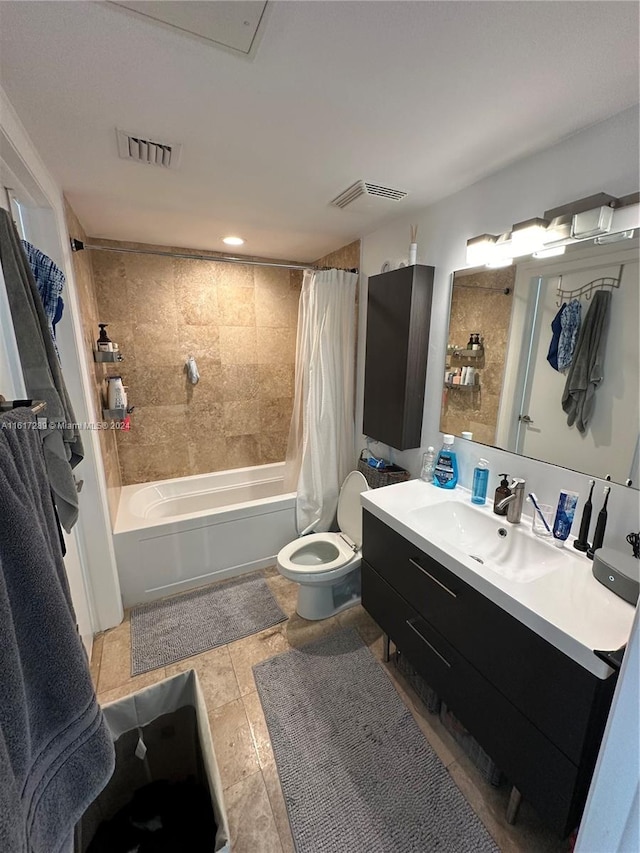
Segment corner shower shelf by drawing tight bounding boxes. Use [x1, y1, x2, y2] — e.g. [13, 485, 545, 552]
[102, 407, 132, 420]
[444, 382, 481, 391]
[94, 351, 124, 363]
[452, 347, 484, 359]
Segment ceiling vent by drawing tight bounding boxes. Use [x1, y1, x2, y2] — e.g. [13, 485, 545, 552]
[116, 129, 182, 169]
[330, 180, 408, 212]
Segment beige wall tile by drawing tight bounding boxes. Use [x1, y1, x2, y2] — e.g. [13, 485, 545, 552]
[117, 442, 191, 485]
[180, 324, 221, 361]
[129, 277, 176, 324]
[175, 278, 219, 326]
[219, 326, 258, 365]
[256, 328, 296, 364]
[221, 365, 259, 402]
[187, 433, 228, 475]
[257, 365, 295, 400]
[259, 399, 292, 434]
[223, 400, 261, 436]
[258, 431, 290, 465]
[218, 283, 256, 326]
[225, 435, 261, 469]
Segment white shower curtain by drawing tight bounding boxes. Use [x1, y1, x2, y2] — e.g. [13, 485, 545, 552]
[284, 268, 358, 535]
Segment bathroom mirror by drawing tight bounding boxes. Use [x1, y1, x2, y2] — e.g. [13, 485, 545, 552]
[441, 237, 639, 488]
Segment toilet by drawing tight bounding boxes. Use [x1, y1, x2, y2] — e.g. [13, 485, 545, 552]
[276, 470, 370, 620]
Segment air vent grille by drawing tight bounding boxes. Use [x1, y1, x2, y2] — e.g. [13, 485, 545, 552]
[331, 180, 408, 209]
[116, 129, 182, 169]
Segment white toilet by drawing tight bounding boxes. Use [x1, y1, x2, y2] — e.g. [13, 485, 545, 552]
[276, 470, 370, 620]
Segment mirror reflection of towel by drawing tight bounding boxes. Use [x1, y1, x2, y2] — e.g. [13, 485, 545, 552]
[561, 291, 611, 434]
[557, 298, 581, 371]
[546, 303, 566, 371]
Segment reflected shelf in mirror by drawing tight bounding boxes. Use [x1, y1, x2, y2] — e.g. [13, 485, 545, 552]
[442, 236, 639, 489]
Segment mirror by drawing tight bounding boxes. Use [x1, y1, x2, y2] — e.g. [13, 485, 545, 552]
[441, 237, 639, 488]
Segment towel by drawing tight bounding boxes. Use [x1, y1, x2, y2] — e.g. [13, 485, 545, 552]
[561, 290, 611, 433]
[0, 409, 114, 853]
[0, 209, 83, 531]
[546, 302, 566, 371]
[20, 239, 66, 354]
[557, 298, 581, 371]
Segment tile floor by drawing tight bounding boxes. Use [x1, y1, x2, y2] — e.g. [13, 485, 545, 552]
[90, 568, 570, 853]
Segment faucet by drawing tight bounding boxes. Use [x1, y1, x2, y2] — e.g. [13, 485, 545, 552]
[496, 478, 526, 524]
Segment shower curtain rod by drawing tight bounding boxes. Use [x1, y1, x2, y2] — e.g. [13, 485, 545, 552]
[454, 282, 511, 295]
[70, 239, 358, 274]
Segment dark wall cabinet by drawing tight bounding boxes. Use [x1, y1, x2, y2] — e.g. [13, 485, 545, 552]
[363, 264, 434, 450]
[361, 510, 617, 838]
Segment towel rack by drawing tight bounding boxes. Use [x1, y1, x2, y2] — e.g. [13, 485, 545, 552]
[555, 264, 624, 307]
[0, 398, 47, 415]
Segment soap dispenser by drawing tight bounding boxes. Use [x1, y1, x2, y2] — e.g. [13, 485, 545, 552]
[493, 474, 510, 516]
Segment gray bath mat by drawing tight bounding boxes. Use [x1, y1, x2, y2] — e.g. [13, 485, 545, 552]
[253, 629, 499, 853]
[130, 573, 287, 675]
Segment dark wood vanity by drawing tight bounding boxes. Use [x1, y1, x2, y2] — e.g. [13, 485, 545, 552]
[361, 510, 618, 837]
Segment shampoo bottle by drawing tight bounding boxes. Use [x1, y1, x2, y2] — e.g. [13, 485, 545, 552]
[97, 323, 112, 352]
[433, 435, 458, 489]
[471, 458, 489, 505]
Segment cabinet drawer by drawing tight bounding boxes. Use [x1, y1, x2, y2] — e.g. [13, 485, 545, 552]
[362, 562, 583, 836]
[362, 511, 614, 767]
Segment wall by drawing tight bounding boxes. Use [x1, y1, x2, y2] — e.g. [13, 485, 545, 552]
[65, 201, 122, 523]
[314, 239, 360, 272]
[358, 104, 640, 547]
[89, 240, 301, 485]
[442, 266, 515, 444]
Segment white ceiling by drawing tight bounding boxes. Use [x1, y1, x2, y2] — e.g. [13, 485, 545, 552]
[0, 1, 638, 262]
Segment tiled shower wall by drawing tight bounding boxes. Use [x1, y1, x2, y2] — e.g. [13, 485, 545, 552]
[89, 239, 303, 485]
[440, 265, 515, 445]
[65, 200, 122, 523]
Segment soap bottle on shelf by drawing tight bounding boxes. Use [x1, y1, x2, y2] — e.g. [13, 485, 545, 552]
[420, 446, 437, 483]
[433, 434, 458, 489]
[493, 474, 510, 516]
[471, 458, 490, 505]
[97, 323, 112, 352]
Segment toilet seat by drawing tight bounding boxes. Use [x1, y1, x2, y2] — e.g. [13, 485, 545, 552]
[277, 531, 358, 574]
[277, 470, 369, 575]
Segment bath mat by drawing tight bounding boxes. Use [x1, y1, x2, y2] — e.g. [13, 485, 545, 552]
[253, 629, 499, 853]
[130, 573, 287, 675]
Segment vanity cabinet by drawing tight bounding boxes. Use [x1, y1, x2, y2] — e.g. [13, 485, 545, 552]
[361, 510, 617, 837]
[363, 264, 434, 450]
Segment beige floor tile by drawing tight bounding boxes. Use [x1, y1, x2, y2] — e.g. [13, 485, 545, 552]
[262, 760, 295, 853]
[265, 574, 299, 616]
[242, 690, 274, 769]
[283, 611, 343, 649]
[208, 698, 261, 790]
[166, 645, 240, 711]
[338, 603, 384, 645]
[225, 770, 283, 853]
[228, 625, 290, 696]
[89, 633, 104, 690]
[98, 668, 167, 705]
[98, 622, 133, 693]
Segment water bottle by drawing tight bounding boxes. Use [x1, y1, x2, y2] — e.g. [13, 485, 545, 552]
[420, 446, 436, 482]
[471, 458, 490, 505]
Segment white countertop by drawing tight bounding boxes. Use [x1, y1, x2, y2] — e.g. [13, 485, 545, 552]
[361, 479, 636, 678]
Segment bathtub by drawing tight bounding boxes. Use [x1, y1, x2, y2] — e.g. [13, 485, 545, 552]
[113, 463, 297, 607]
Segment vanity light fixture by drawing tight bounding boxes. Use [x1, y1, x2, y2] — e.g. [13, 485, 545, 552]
[465, 234, 498, 265]
[511, 217, 549, 255]
[571, 206, 614, 239]
[222, 236, 245, 246]
[532, 246, 566, 259]
[594, 229, 635, 245]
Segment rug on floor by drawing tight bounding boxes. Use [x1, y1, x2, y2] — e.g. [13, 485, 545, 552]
[130, 573, 287, 675]
[253, 628, 499, 853]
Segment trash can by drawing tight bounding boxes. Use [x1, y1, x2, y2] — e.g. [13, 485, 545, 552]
[75, 670, 231, 852]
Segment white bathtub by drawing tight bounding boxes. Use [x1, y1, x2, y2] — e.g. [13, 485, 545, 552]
[113, 463, 297, 607]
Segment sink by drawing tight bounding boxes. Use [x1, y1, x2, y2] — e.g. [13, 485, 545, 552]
[407, 501, 565, 583]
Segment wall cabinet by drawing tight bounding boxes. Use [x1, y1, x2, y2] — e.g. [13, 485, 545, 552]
[363, 264, 434, 450]
[361, 510, 616, 837]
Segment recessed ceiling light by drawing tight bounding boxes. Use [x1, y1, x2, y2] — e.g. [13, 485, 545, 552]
[222, 236, 245, 246]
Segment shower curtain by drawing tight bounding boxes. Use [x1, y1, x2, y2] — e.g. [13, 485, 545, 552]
[285, 268, 358, 535]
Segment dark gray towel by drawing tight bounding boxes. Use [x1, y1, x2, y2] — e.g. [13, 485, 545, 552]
[0, 409, 114, 853]
[561, 290, 611, 434]
[0, 208, 83, 531]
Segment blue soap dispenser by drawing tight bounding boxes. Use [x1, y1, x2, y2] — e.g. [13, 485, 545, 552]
[433, 434, 458, 489]
[471, 458, 490, 505]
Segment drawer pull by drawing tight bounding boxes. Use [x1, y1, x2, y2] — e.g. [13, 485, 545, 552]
[408, 558, 457, 598]
[406, 619, 452, 668]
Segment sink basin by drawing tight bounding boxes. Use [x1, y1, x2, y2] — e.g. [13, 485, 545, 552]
[407, 501, 565, 583]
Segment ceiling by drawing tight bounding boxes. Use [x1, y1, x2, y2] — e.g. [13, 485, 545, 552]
[0, 1, 638, 262]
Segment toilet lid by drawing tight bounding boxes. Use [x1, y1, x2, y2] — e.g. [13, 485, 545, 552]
[337, 470, 370, 548]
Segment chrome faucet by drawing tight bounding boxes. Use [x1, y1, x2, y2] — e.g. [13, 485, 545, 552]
[496, 478, 526, 524]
